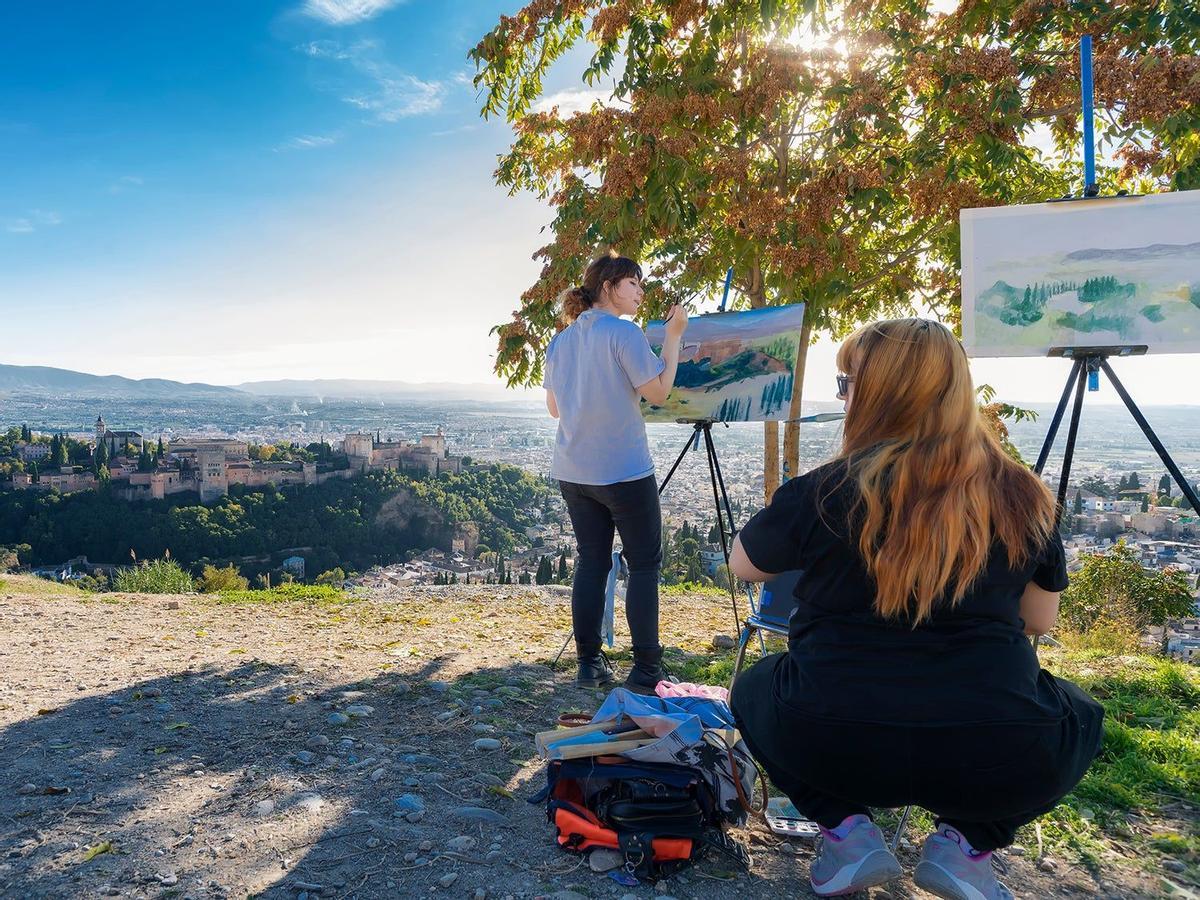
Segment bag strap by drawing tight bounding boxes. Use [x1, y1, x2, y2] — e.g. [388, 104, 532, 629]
[703, 728, 769, 819]
[616, 831, 656, 880]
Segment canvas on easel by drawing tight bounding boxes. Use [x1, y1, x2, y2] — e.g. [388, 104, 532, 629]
[641, 303, 806, 423]
[961, 191, 1200, 358]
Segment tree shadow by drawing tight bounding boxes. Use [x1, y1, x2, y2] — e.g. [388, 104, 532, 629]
[1, 653, 676, 899]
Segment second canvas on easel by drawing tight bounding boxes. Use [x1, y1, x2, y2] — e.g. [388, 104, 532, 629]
[962, 191, 1200, 357]
[641, 303, 806, 423]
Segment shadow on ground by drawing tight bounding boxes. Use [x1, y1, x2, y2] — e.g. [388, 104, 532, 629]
[2, 641, 795, 899]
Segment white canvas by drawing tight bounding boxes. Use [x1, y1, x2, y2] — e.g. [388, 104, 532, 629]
[961, 192, 1200, 357]
[641, 303, 805, 423]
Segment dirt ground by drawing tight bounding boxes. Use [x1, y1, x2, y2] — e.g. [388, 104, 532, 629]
[0, 578, 1164, 899]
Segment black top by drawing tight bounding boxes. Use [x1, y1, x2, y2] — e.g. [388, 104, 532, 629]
[738, 459, 1071, 727]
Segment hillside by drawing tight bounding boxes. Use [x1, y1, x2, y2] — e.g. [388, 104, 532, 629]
[0, 364, 245, 400]
[0, 576, 1191, 899]
[234, 379, 526, 401]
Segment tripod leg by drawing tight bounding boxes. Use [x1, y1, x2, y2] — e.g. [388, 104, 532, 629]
[658, 424, 700, 497]
[707, 426, 739, 542]
[701, 424, 743, 632]
[1056, 357, 1090, 517]
[1035, 358, 1085, 475]
[1099, 359, 1200, 515]
[550, 629, 574, 671]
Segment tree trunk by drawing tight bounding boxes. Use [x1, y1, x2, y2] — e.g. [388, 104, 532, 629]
[782, 316, 813, 484]
[747, 262, 779, 506]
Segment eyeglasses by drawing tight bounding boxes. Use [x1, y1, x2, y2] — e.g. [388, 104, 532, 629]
[836, 374, 855, 397]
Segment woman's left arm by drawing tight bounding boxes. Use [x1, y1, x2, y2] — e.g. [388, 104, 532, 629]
[1019, 582, 1060, 636]
[546, 389, 559, 419]
[729, 533, 774, 583]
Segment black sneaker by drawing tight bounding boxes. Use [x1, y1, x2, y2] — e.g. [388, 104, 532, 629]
[576, 650, 615, 689]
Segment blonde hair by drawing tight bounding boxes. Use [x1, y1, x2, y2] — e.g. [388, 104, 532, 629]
[833, 318, 1057, 622]
[558, 253, 643, 322]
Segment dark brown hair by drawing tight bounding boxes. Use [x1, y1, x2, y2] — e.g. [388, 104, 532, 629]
[559, 253, 643, 321]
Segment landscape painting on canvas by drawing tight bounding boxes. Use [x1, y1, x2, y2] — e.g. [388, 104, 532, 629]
[961, 191, 1200, 357]
[641, 303, 805, 423]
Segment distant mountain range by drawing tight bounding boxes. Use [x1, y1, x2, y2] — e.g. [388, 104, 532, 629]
[234, 378, 524, 400]
[1066, 241, 1200, 261]
[0, 364, 528, 402]
[0, 364, 244, 399]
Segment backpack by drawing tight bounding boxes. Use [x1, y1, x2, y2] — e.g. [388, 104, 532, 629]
[531, 755, 750, 881]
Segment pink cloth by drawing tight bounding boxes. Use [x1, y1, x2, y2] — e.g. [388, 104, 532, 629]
[655, 680, 729, 702]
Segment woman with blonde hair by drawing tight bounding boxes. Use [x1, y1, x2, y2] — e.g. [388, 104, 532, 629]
[729, 318, 1103, 899]
[544, 253, 687, 692]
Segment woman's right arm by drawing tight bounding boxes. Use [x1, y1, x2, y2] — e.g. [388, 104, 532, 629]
[1019, 582, 1060, 636]
[637, 305, 687, 405]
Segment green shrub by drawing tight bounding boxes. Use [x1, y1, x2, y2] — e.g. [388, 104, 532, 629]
[213, 583, 345, 604]
[1057, 618, 1143, 655]
[113, 559, 195, 593]
[315, 567, 346, 586]
[199, 564, 249, 593]
[71, 574, 109, 593]
[1061, 542, 1194, 633]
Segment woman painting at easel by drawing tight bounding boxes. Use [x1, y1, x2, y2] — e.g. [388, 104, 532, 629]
[544, 252, 688, 693]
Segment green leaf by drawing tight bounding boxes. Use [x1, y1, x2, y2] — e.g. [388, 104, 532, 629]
[82, 841, 113, 862]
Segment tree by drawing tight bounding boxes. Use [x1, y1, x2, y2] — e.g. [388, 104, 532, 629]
[1080, 476, 1110, 499]
[1073, 490, 1084, 517]
[50, 433, 68, 468]
[535, 554, 553, 585]
[1128, 471, 1141, 490]
[557, 549, 570, 583]
[1060, 542, 1195, 635]
[199, 564, 249, 593]
[1159, 474, 1172, 498]
[315, 567, 346, 585]
[472, 1, 1198, 503]
[21, 424, 31, 443]
[158, 435, 166, 457]
[93, 439, 109, 474]
[1141, 494, 1150, 513]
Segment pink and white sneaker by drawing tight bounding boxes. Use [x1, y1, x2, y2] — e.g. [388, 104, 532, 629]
[914, 827, 1015, 900]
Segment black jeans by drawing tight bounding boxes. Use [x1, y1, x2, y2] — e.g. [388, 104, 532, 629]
[559, 476, 663, 655]
[731, 653, 1105, 851]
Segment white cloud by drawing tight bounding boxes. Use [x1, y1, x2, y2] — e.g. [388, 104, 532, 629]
[276, 133, 339, 151]
[5, 210, 62, 233]
[343, 71, 443, 121]
[301, 0, 405, 26]
[298, 39, 444, 122]
[297, 39, 351, 59]
[108, 174, 144, 194]
[533, 87, 615, 116]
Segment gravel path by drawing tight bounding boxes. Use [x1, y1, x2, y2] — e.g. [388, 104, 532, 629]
[0, 579, 1156, 898]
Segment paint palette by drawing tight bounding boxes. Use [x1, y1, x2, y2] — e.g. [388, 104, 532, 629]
[765, 797, 821, 840]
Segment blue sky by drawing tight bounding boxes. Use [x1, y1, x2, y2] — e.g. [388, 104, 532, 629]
[0, 1, 1195, 404]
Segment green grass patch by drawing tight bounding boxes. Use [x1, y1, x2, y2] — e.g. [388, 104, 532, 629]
[659, 581, 730, 598]
[209, 583, 351, 605]
[670, 641, 1199, 872]
[0, 574, 89, 598]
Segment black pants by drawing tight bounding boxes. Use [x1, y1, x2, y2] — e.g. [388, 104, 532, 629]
[559, 476, 663, 654]
[731, 653, 1104, 851]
